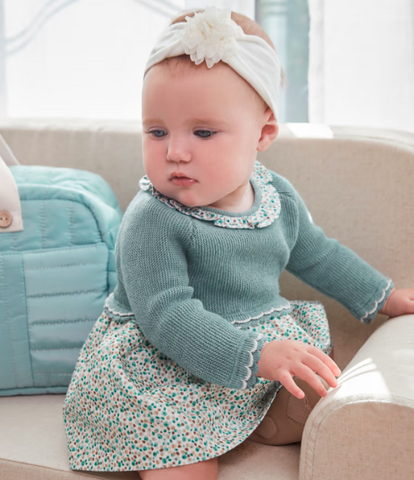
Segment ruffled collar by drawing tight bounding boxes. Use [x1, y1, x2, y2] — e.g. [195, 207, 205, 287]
[138, 160, 281, 229]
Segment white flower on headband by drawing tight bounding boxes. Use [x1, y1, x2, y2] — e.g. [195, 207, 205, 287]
[180, 5, 244, 68]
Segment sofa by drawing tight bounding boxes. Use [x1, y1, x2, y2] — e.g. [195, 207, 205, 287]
[0, 118, 413, 480]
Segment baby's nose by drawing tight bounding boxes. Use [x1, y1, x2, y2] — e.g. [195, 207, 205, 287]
[166, 143, 191, 163]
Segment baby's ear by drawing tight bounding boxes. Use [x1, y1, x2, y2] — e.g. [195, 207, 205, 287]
[257, 108, 279, 152]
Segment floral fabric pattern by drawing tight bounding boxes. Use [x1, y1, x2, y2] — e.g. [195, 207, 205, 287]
[62, 300, 332, 472]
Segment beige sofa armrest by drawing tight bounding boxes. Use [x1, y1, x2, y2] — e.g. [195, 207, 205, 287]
[299, 315, 414, 480]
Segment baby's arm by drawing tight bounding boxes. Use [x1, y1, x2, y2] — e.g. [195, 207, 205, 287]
[118, 201, 264, 390]
[281, 178, 394, 324]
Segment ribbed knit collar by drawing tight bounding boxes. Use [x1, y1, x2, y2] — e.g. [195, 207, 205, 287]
[138, 160, 281, 229]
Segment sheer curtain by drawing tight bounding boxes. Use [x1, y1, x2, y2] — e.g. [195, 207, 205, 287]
[0, 0, 253, 120]
[308, 0, 414, 132]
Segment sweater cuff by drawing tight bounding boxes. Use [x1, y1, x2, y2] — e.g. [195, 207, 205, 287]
[231, 333, 266, 390]
[358, 278, 394, 325]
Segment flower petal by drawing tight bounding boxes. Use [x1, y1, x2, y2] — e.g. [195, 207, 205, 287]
[180, 5, 244, 69]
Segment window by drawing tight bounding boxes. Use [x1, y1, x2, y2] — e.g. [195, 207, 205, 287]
[0, 0, 309, 122]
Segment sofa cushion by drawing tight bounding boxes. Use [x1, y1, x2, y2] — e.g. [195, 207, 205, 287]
[0, 394, 300, 479]
[300, 315, 414, 480]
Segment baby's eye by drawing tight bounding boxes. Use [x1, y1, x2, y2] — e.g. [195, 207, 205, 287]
[195, 130, 215, 138]
[147, 129, 166, 138]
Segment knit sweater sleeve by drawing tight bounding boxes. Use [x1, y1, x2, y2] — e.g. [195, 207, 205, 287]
[117, 197, 265, 389]
[282, 179, 394, 324]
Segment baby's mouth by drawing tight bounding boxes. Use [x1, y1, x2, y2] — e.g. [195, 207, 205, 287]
[170, 175, 197, 187]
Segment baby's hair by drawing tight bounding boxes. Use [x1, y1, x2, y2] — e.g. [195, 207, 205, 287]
[148, 8, 286, 119]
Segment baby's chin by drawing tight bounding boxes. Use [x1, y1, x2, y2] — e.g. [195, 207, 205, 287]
[154, 185, 203, 208]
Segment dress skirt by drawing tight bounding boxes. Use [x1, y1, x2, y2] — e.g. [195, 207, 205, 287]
[62, 300, 332, 472]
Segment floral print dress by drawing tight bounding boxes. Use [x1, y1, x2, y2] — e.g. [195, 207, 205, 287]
[62, 162, 332, 472]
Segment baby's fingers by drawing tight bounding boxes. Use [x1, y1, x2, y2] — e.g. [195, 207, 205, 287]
[307, 345, 341, 377]
[294, 365, 328, 397]
[279, 372, 305, 399]
[303, 354, 338, 389]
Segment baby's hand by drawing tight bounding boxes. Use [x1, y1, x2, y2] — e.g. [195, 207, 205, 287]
[378, 287, 414, 318]
[257, 340, 341, 399]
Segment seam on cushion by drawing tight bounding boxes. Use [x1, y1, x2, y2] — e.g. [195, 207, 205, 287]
[31, 318, 97, 326]
[31, 347, 82, 351]
[85, 198, 105, 243]
[334, 132, 414, 150]
[241, 333, 264, 389]
[83, 195, 116, 244]
[23, 253, 33, 382]
[359, 278, 393, 322]
[0, 255, 18, 388]
[27, 288, 103, 298]
[76, 197, 118, 245]
[9, 243, 104, 256]
[21, 252, 35, 386]
[41, 191, 46, 249]
[34, 372, 73, 376]
[231, 304, 291, 325]
[25, 260, 104, 270]
[69, 191, 74, 246]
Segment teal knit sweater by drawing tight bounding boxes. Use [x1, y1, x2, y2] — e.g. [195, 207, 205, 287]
[105, 161, 394, 390]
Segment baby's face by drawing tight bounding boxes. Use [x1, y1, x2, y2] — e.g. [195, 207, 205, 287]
[142, 61, 268, 210]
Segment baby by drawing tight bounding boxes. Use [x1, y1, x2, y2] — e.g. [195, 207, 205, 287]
[62, 6, 413, 480]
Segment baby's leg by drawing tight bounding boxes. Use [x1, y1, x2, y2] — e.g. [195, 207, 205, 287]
[139, 457, 218, 480]
[248, 347, 334, 446]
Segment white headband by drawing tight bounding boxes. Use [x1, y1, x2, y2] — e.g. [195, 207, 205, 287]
[144, 6, 282, 118]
